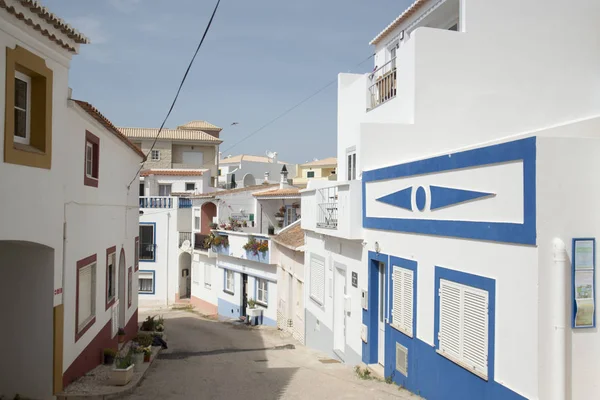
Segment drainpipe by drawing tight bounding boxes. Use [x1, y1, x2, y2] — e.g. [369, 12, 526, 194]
[166, 211, 171, 307]
[551, 238, 567, 400]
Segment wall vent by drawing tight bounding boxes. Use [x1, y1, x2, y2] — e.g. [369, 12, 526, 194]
[396, 343, 408, 376]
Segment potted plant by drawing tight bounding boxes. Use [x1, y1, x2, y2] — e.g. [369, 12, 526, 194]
[143, 346, 152, 363]
[103, 348, 117, 365]
[131, 343, 144, 369]
[209, 222, 218, 230]
[111, 354, 134, 386]
[117, 328, 126, 343]
[243, 236, 269, 261]
[246, 298, 263, 325]
[274, 206, 285, 221]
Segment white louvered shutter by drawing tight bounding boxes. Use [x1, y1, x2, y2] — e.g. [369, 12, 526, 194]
[462, 286, 488, 377]
[310, 256, 325, 303]
[391, 266, 413, 337]
[438, 279, 488, 379]
[78, 263, 96, 328]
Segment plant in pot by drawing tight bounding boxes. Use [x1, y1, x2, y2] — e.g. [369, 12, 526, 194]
[111, 354, 134, 386]
[131, 343, 144, 369]
[117, 327, 126, 343]
[246, 298, 263, 325]
[243, 236, 269, 261]
[268, 225, 275, 235]
[103, 348, 117, 365]
[140, 316, 157, 332]
[143, 346, 152, 363]
[209, 222, 218, 230]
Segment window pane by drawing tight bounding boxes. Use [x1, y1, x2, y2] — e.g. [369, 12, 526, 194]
[159, 184, 171, 196]
[14, 78, 27, 109]
[14, 109, 26, 138]
[139, 278, 153, 292]
[140, 225, 154, 260]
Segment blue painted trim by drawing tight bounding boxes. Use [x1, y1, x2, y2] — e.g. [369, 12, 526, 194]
[415, 187, 426, 211]
[139, 222, 156, 262]
[572, 238, 596, 328]
[138, 270, 155, 295]
[362, 137, 536, 245]
[389, 256, 417, 340]
[429, 186, 494, 210]
[433, 266, 496, 381]
[362, 251, 388, 365]
[377, 187, 412, 211]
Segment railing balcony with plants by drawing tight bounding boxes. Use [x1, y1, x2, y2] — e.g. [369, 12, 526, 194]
[206, 230, 273, 264]
[210, 233, 230, 256]
[242, 236, 270, 264]
[368, 58, 396, 110]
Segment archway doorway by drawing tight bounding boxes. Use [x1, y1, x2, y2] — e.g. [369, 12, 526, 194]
[201, 202, 217, 235]
[0, 241, 55, 399]
[178, 252, 192, 299]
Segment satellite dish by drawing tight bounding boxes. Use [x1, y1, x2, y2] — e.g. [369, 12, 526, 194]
[181, 240, 191, 252]
[266, 150, 277, 161]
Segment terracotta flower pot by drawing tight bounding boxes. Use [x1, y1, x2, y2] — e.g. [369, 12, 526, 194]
[118, 335, 125, 344]
[144, 353, 151, 362]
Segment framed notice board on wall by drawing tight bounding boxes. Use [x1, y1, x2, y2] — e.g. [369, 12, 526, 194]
[572, 238, 596, 328]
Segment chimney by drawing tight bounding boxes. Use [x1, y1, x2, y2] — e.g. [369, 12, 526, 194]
[272, 152, 278, 164]
[264, 172, 270, 184]
[280, 165, 288, 189]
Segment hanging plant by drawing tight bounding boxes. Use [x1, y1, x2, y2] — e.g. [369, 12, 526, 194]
[243, 236, 269, 255]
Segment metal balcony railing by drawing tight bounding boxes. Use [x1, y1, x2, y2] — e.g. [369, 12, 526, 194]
[178, 198, 192, 208]
[368, 58, 397, 110]
[179, 232, 192, 247]
[139, 196, 174, 209]
[316, 186, 338, 229]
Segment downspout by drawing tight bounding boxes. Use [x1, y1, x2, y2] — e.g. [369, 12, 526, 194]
[551, 238, 567, 400]
[166, 211, 171, 307]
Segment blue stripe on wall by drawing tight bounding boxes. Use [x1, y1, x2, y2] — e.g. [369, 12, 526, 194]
[218, 297, 241, 320]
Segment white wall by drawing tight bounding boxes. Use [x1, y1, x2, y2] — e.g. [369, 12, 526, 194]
[191, 251, 219, 311]
[273, 241, 305, 343]
[144, 174, 211, 195]
[219, 160, 295, 188]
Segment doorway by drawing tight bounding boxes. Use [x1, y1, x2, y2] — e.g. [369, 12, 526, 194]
[241, 273, 249, 319]
[378, 261, 386, 366]
[333, 265, 347, 359]
[287, 272, 294, 327]
[118, 248, 126, 329]
[178, 252, 191, 299]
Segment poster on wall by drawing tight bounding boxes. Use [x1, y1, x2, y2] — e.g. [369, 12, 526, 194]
[573, 238, 596, 328]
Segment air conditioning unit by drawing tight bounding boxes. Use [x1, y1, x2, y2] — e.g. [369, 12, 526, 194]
[396, 343, 408, 377]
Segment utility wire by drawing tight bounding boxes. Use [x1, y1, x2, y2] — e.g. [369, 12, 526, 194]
[127, 0, 221, 189]
[220, 53, 375, 154]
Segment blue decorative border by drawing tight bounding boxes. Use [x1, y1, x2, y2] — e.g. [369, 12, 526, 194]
[139, 222, 156, 262]
[389, 256, 417, 339]
[572, 238, 596, 329]
[362, 137, 536, 245]
[138, 270, 156, 295]
[363, 251, 389, 365]
[434, 266, 496, 381]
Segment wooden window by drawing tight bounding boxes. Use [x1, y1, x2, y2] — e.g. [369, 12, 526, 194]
[151, 150, 160, 161]
[105, 247, 117, 310]
[307, 171, 315, 178]
[438, 279, 489, 380]
[76, 255, 97, 341]
[186, 182, 196, 191]
[224, 269, 234, 293]
[193, 209, 200, 231]
[391, 265, 414, 337]
[257, 278, 268, 305]
[83, 131, 100, 187]
[139, 225, 155, 261]
[158, 184, 171, 196]
[309, 255, 325, 304]
[4, 46, 53, 169]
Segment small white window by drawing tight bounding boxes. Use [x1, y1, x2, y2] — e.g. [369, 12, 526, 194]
[204, 262, 212, 289]
[194, 209, 200, 231]
[186, 182, 196, 191]
[257, 278, 268, 305]
[78, 261, 96, 332]
[347, 150, 357, 180]
[438, 279, 489, 380]
[309, 255, 325, 304]
[158, 184, 171, 196]
[138, 271, 154, 293]
[225, 269, 234, 293]
[14, 71, 31, 145]
[151, 150, 160, 161]
[391, 265, 414, 337]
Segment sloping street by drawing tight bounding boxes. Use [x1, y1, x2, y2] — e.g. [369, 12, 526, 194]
[122, 310, 417, 400]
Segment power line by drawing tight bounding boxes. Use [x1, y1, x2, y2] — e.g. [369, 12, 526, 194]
[127, 0, 221, 189]
[220, 53, 375, 154]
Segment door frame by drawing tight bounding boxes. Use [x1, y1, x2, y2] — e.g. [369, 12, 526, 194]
[377, 261, 386, 366]
[333, 262, 347, 360]
[118, 248, 126, 329]
[241, 273, 248, 318]
[363, 251, 389, 365]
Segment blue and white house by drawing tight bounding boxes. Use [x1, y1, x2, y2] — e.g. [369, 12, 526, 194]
[303, 0, 600, 399]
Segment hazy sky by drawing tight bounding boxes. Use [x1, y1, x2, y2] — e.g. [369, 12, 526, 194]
[42, 0, 411, 163]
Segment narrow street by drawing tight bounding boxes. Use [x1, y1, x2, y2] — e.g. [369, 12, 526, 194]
[122, 310, 417, 399]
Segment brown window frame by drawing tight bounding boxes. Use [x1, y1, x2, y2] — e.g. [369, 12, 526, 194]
[4, 46, 53, 169]
[76, 254, 97, 342]
[84, 130, 100, 187]
[105, 246, 117, 310]
[134, 236, 140, 271]
[128, 267, 133, 308]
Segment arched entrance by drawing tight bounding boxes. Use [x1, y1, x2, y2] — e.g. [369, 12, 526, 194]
[118, 248, 126, 329]
[178, 252, 191, 299]
[201, 202, 217, 235]
[242, 173, 256, 187]
[0, 240, 55, 399]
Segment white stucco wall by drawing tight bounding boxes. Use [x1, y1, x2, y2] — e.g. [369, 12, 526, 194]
[218, 160, 295, 188]
[144, 174, 211, 195]
[191, 251, 219, 310]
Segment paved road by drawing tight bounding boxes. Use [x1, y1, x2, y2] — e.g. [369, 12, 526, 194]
[121, 309, 418, 400]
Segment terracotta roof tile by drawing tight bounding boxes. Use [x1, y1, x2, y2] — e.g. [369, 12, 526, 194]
[140, 169, 206, 177]
[220, 154, 288, 165]
[370, 0, 427, 45]
[300, 157, 337, 167]
[188, 183, 280, 199]
[72, 100, 145, 159]
[177, 120, 222, 131]
[273, 223, 304, 250]
[253, 187, 300, 198]
[119, 127, 222, 143]
[0, 0, 89, 53]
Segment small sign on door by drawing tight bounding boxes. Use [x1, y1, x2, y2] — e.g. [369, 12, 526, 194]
[352, 272, 358, 288]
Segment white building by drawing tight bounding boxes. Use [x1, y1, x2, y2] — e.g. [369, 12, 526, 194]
[218, 153, 296, 189]
[0, 3, 143, 397]
[305, 1, 600, 400]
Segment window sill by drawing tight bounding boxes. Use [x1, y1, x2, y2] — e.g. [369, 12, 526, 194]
[390, 323, 413, 338]
[310, 295, 323, 306]
[84, 175, 99, 188]
[223, 289, 234, 295]
[435, 349, 488, 381]
[139, 291, 154, 295]
[256, 301, 268, 308]
[205, 284, 212, 289]
[76, 316, 96, 342]
[13, 142, 45, 155]
[106, 296, 116, 311]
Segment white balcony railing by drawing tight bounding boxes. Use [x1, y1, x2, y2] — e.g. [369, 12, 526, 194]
[317, 186, 338, 229]
[368, 58, 397, 110]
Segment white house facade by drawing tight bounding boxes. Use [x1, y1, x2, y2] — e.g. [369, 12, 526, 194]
[329, 1, 600, 400]
[218, 153, 296, 189]
[0, 3, 143, 397]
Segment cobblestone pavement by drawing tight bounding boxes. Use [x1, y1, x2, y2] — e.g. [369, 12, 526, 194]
[120, 309, 419, 399]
